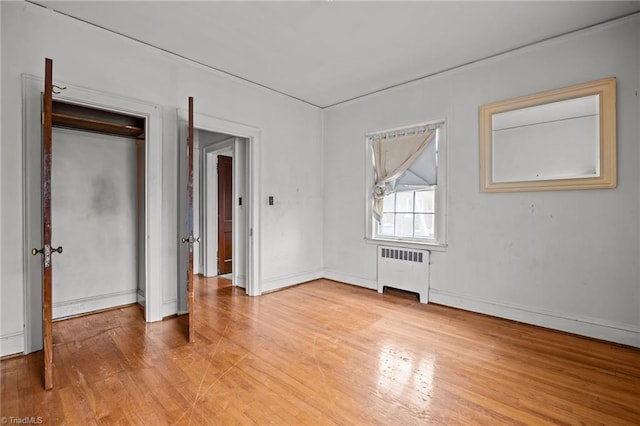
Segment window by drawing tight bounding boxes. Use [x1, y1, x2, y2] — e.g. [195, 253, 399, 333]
[366, 121, 446, 247]
[379, 189, 435, 239]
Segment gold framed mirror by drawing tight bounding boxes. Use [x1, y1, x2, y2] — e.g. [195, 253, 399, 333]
[479, 77, 616, 192]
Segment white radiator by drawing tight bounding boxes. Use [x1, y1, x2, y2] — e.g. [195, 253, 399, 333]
[377, 246, 430, 303]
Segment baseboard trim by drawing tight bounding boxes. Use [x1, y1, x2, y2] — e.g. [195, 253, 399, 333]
[53, 290, 137, 319]
[429, 289, 640, 348]
[261, 270, 324, 294]
[235, 274, 246, 288]
[322, 270, 377, 290]
[162, 298, 177, 317]
[0, 331, 25, 357]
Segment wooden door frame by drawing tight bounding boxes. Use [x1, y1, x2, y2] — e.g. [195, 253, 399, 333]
[22, 75, 164, 355]
[176, 109, 261, 297]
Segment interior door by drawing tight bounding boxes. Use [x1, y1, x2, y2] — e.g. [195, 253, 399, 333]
[217, 155, 233, 274]
[33, 58, 63, 390]
[180, 96, 196, 343]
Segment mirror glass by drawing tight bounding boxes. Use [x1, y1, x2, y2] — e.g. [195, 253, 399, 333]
[492, 95, 600, 182]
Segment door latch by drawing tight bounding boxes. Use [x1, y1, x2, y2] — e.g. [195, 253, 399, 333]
[181, 235, 201, 244]
[32, 244, 63, 268]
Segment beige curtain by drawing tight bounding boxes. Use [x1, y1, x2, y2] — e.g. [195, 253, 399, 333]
[372, 129, 436, 221]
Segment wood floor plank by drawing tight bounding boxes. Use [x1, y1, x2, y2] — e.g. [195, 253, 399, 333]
[2, 277, 640, 424]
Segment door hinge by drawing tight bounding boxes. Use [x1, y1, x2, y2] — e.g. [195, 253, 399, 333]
[249, 228, 253, 237]
[41, 112, 44, 125]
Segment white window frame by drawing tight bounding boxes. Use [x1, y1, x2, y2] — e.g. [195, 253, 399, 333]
[364, 119, 447, 250]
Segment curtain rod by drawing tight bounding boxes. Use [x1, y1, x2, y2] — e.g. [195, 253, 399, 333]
[366, 120, 443, 139]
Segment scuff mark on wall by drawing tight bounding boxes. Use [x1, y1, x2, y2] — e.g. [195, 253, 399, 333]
[91, 176, 118, 214]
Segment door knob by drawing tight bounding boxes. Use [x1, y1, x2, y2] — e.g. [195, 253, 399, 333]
[31, 246, 63, 255]
[181, 236, 200, 244]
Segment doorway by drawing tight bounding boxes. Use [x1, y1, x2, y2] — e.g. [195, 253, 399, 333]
[23, 75, 164, 354]
[178, 130, 249, 312]
[200, 134, 247, 281]
[177, 108, 261, 316]
[50, 102, 144, 319]
[217, 155, 233, 276]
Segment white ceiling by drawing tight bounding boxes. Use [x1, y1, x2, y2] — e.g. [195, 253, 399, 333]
[37, 1, 640, 108]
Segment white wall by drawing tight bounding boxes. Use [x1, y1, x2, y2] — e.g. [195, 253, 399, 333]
[0, 1, 323, 355]
[0, 0, 14, 356]
[52, 128, 138, 318]
[323, 16, 640, 346]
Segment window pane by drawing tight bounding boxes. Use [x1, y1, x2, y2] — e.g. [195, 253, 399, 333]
[382, 194, 395, 213]
[379, 213, 395, 236]
[414, 213, 435, 238]
[415, 190, 435, 213]
[395, 191, 414, 213]
[395, 213, 414, 237]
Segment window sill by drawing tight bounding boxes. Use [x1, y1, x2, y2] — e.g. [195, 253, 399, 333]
[364, 237, 448, 252]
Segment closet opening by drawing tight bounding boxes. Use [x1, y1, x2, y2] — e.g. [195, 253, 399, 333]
[50, 100, 147, 320]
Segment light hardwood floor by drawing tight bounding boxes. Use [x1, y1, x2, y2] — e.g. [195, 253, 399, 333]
[2, 277, 639, 425]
